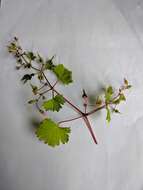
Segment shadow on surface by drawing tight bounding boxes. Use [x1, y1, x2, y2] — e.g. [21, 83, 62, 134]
[28, 117, 41, 133]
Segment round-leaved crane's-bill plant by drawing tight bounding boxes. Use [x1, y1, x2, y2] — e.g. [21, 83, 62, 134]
[7, 37, 132, 147]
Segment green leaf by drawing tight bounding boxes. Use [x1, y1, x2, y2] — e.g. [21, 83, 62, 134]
[45, 57, 55, 70]
[53, 64, 73, 85]
[106, 107, 111, 123]
[25, 51, 36, 61]
[107, 86, 113, 94]
[21, 73, 35, 84]
[105, 86, 113, 103]
[7, 42, 17, 53]
[28, 99, 37, 104]
[42, 95, 65, 112]
[54, 94, 65, 104]
[37, 54, 44, 63]
[36, 118, 71, 147]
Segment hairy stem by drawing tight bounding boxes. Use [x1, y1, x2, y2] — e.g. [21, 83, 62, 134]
[58, 115, 83, 124]
[82, 116, 98, 144]
[12, 41, 129, 146]
[42, 72, 83, 115]
[18, 48, 84, 116]
[86, 92, 121, 116]
[21, 53, 40, 71]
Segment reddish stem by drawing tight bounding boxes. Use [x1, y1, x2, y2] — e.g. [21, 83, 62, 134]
[14, 43, 124, 146]
[58, 115, 83, 124]
[42, 72, 83, 115]
[82, 116, 98, 144]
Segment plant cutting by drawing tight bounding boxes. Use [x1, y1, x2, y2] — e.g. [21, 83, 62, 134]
[7, 37, 132, 147]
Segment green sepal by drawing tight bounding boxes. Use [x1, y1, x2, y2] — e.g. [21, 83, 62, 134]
[119, 93, 126, 101]
[7, 42, 17, 53]
[30, 84, 38, 95]
[126, 85, 132, 89]
[113, 93, 126, 104]
[105, 86, 113, 103]
[112, 108, 120, 114]
[37, 53, 44, 63]
[95, 97, 102, 106]
[106, 106, 111, 123]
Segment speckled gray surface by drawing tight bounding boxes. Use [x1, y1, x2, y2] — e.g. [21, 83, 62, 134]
[0, 0, 143, 190]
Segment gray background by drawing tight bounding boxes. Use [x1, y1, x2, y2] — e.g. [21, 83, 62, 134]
[0, 0, 143, 189]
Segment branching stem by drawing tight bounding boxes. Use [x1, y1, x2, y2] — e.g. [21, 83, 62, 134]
[9, 39, 130, 145]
